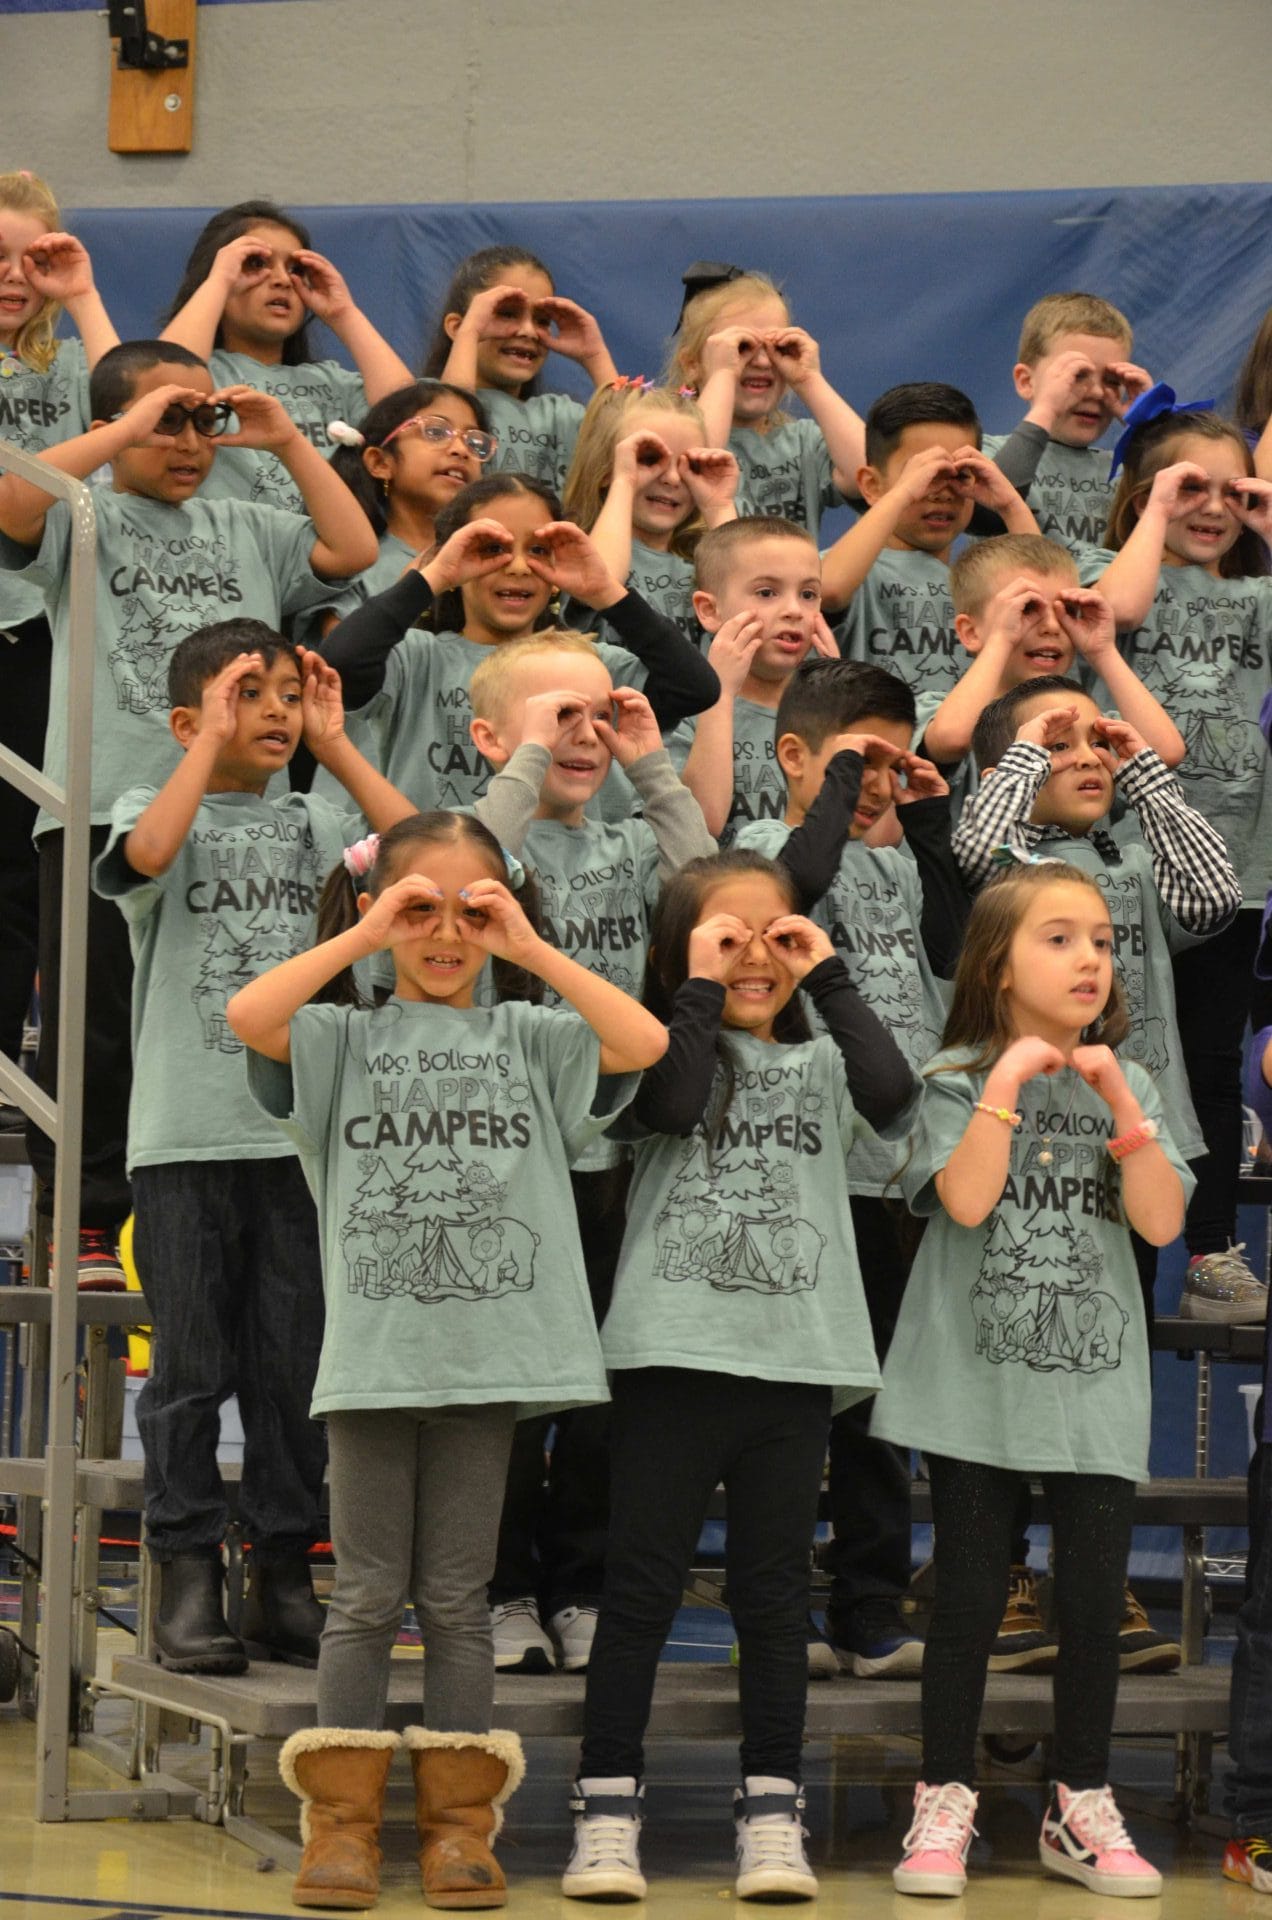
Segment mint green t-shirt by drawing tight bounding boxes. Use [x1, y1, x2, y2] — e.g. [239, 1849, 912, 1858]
[95, 787, 355, 1171]
[730, 418, 839, 532]
[293, 530, 417, 648]
[0, 338, 91, 630]
[835, 548, 960, 702]
[734, 819, 948, 1194]
[984, 433, 1113, 554]
[563, 540, 699, 649]
[602, 1030, 912, 1410]
[201, 351, 367, 512]
[668, 695, 784, 844]
[478, 389, 583, 494]
[247, 997, 616, 1417]
[871, 1055, 1193, 1479]
[0, 491, 328, 834]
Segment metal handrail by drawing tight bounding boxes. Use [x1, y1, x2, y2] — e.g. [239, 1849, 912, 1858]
[0, 438, 96, 1819]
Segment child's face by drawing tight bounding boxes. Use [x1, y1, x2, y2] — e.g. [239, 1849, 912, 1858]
[109, 361, 218, 503]
[697, 294, 791, 422]
[1015, 331, 1130, 446]
[479, 650, 616, 815]
[871, 424, 978, 552]
[704, 535, 821, 685]
[370, 841, 502, 1007]
[221, 223, 308, 349]
[461, 493, 555, 640]
[466, 265, 556, 393]
[1000, 879, 1114, 1042]
[1145, 433, 1248, 569]
[625, 412, 700, 545]
[181, 652, 304, 787]
[697, 872, 799, 1041]
[0, 208, 48, 344]
[1011, 690, 1115, 833]
[967, 567, 1079, 686]
[782, 714, 913, 835]
[372, 392, 488, 517]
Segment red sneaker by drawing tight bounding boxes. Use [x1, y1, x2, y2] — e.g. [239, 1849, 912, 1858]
[1224, 1835, 1272, 1893]
[74, 1227, 126, 1292]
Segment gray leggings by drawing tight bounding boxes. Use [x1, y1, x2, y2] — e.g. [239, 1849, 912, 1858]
[319, 1403, 517, 1731]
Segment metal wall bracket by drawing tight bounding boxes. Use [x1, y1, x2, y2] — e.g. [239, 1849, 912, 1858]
[106, 1, 189, 71]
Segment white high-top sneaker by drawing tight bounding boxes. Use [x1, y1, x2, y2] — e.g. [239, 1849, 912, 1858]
[733, 1777, 819, 1901]
[562, 1777, 646, 1900]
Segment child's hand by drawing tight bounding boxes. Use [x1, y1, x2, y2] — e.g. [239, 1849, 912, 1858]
[457, 282, 541, 341]
[809, 610, 839, 658]
[687, 911, 753, 983]
[763, 914, 835, 980]
[198, 651, 265, 746]
[700, 325, 764, 382]
[1071, 1044, 1135, 1113]
[764, 327, 820, 390]
[1015, 703, 1081, 757]
[287, 249, 355, 327]
[536, 295, 606, 364]
[1228, 477, 1272, 542]
[1028, 349, 1101, 427]
[211, 233, 276, 295]
[890, 444, 963, 507]
[212, 384, 299, 453]
[950, 445, 1023, 515]
[705, 611, 764, 693]
[1092, 714, 1149, 767]
[524, 522, 619, 604]
[423, 518, 515, 593]
[994, 1035, 1068, 1091]
[827, 729, 905, 769]
[20, 232, 95, 304]
[1053, 587, 1116, 663]
[454, 877, 542, 965]
[116, 382, 220, 447]
[358, 873, 445, 952]
[594, 686, 663, 767]
[519, 689, 597, 754]
[679, 446, 739, 517]
[1106, 361, 1154, 417]
[296, 646, 346, 755]
[612, 428, 674, 488]
[980, 576, 1057, 653]
[1145, 461, 1214, 521]
[890, 751, 949, 804]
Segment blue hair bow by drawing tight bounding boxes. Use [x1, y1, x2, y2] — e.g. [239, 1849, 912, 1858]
[1108, 380, 1216, 479]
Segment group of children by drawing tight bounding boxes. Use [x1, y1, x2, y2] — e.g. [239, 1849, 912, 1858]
[3, 171, 1272, 1908]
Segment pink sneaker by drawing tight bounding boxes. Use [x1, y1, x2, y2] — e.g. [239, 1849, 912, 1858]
[1040, 1783, 1163, 1896]
[893, 1781, 978, 1896]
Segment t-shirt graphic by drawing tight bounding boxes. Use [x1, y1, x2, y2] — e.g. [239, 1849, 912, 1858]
[0, 339, 90, 630]
[338, 1139, 538, 1307]
[105, 525, 242, 716]
[667, 696, 783, 844]
[652, 1135, 824, 1296]
[972, 1197, 1126, 1376]
[729, 418, 838, 532]
[835, 548, 960, 702]
[203, 352, 368, 511]
[984, 434, 1113, 553]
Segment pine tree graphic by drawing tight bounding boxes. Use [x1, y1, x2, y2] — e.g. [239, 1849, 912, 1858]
[339, 1152, 412, 1298]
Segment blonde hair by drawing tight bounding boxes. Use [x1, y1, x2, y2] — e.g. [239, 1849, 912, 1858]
[562, 384, 707, 561]
[665, 271, 790, 415]
[1016, 291, 1132, 367]
[949, 533, 1077, 618]
[468, 629, 611, 724]
[0, 171, 61, 373]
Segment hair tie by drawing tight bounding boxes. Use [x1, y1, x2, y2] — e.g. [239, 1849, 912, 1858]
[501, 847, 526, 891]
[343, 833, 380, 880]
[18, 170, 34, 181]
[327, 419, 366, 449]
[677, 385, 698, 401]
[611, 374, 655, 394]
[675, 259, 745, 331]
[1108, 380, 1217, 479]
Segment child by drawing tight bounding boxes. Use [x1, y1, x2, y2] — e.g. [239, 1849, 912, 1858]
[984, 291, 1152, 552]
[873, 861, 1190, 1898]
[92, 622, 414, 1673]
[667, 266, 862, 532]
[0, 338, 376, 1286]
[1093, 403, 1272, 1317]
[161, 199, 415, 510]
[734, 659, 962, 1677]
[428, 244, 617, 492]
[469, 632, 715, 1672]
[318, 472, 718, 822]
[561, 381, 739, 640]
[0, 170, 118, 1121]
[824, 382, 1039, 707]
[227, 810, 667, 1911]
[671, 514, 832, 842]
[562, 849, 918, 1903]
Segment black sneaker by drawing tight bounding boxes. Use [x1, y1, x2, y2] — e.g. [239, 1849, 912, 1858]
[830, 1598, 924, 1677]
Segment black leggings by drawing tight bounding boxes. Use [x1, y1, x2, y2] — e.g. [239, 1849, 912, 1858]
[925, 1455, 1136, 1789]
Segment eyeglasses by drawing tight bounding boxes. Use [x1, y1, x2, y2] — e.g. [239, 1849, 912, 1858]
[380, 415, 497, 462]
[114, 401, 234, 439]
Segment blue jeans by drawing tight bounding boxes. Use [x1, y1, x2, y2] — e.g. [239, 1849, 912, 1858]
[132, 1158, 327, 1559]
[1227, 1431, 1272, 1834]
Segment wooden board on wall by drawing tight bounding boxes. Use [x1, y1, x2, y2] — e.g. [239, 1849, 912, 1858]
[107, 0, 197, 154]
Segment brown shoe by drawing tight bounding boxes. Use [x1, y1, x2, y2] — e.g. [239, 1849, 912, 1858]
[987, 1566, 1058, 1673]
[1119, 1585, 1181, 1673]
[403, 1728, 525, 1910]
[279, 1729, 400, 1909]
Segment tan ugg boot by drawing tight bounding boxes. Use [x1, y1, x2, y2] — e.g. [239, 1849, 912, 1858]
[279, 1728, 401, 1910]
[402, 1727, 526, 1910]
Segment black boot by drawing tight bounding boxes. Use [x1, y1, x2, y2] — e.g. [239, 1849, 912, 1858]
[154, 1551, 247, 1674]
[240, 1552, 323, 1667]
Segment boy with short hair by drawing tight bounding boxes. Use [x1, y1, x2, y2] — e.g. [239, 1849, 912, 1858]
[985, 292, 1153, 552]
[822, 383, 1039, 708]
[93, 619, 412, 1674]
[469, 631, 715, 1673]
[734, 657, 965, 1676]
[0, 338, 377, 1284]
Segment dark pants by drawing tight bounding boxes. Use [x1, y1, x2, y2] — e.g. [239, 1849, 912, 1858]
[925, 1454, 1136, 1788]
[0, 615, 49, 1064]
[132, 1158, 327, 1560]
[1226, 1414, 1272, 1834]
[580, 1366, 831, 1782]
[825, 1195, 916, 1630]
[489, 1164, 627, 1614]
[27, 823, 133, 1228]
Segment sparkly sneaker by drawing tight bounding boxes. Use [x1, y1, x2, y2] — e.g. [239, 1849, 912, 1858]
[831, 1596, 924, 1677]
[734, 1778, 818, 1900]
[988, 1566, 1058, 1673]
[1224, 1834, 1272, 1893]
[1118, 1585, 1181, 1672]
[549, 1603, 598, 1672]
[893, 1781, 978, 1896]
[489, 1595, 554, 1672]
[1039, 1783, 1163, 1896]
[1181, 1244, 1269, 1323]
[562, 1777, 646, 1900]
[74, 1227, 127, 1292]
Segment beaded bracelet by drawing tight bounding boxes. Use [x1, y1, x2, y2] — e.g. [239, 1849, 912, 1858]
[973, 1101, 1022, 1128]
